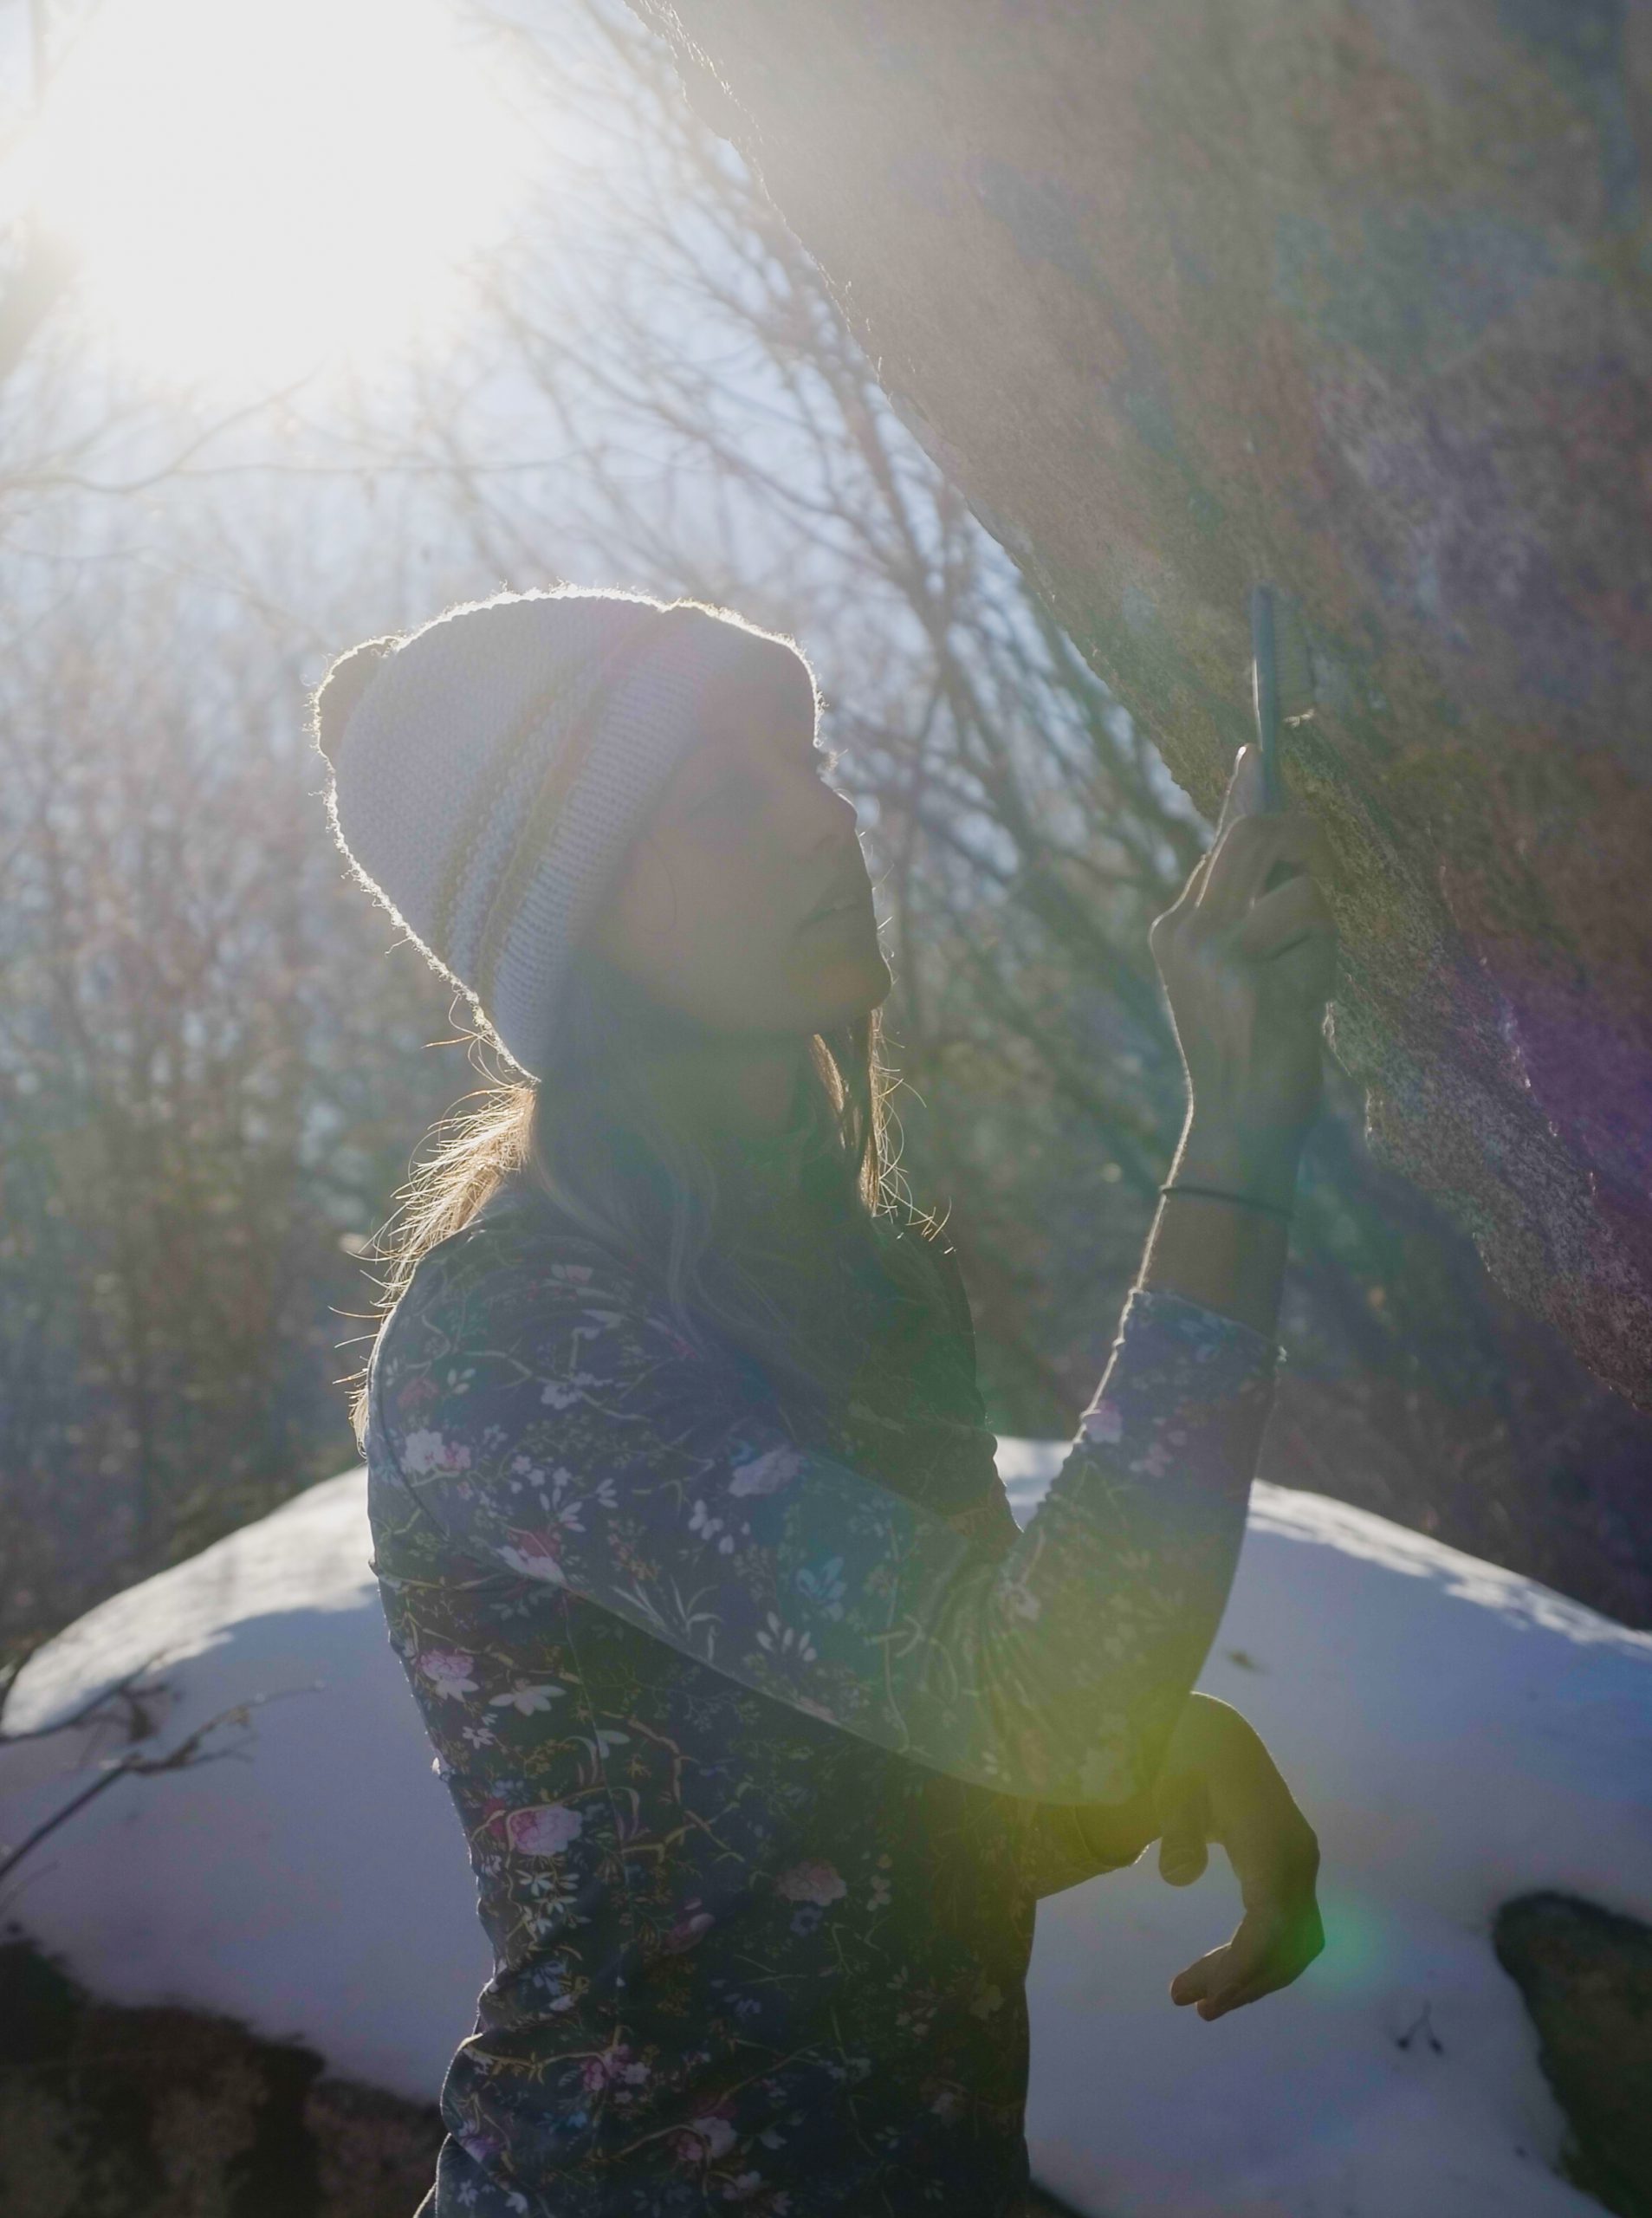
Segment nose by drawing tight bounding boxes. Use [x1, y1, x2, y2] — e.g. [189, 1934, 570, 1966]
[783, 749, 859, 840]
[806, 789, 862, 879]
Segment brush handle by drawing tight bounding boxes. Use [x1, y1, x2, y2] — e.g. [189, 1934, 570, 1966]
[1250, 583, 1283, 813]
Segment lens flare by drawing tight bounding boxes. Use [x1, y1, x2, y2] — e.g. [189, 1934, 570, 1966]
[12, 0, 530, 386]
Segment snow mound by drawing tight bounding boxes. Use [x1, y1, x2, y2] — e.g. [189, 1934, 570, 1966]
[3, 1459, 1650, 2216]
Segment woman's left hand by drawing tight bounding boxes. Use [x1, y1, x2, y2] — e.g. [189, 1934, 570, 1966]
[1150, 1693, 1324, 2021]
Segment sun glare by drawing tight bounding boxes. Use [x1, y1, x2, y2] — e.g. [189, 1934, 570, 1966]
[15, 0, 531, 386]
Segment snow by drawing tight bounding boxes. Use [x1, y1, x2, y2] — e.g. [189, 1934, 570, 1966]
[4, 1454, 1651, 2215]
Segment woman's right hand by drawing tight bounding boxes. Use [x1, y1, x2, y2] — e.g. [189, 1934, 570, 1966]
[1147, 744, 1338, 1190]
[1151, 1692, 1325, 2021]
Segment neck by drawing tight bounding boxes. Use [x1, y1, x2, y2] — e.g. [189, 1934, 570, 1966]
[638, 1034, 811, 1150]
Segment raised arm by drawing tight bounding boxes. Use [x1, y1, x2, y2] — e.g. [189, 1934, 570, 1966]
[371, 1222, 1275, 1810]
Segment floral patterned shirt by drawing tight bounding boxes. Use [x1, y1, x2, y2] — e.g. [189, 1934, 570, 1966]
[365, 1164, 1279, 2217]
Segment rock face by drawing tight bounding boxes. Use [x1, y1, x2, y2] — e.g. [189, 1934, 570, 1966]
[633, 0, 1652, 1406]
[0, 1931, 444, 2218]
[5, 1466, 1651, 2215]
[1493, 1891, 1652, 2218]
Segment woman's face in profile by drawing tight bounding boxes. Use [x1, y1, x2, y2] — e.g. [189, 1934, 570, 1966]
[587, 641, 891, 1039]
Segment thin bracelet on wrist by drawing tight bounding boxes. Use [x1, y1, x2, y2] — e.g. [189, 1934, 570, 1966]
[1158, 1179, 1294, 1224]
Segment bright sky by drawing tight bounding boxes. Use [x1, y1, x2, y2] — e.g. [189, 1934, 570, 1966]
[9, 0, 533, 388]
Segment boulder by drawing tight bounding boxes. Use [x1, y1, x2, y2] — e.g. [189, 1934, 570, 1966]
[3, 1463, 1650, 2215]
[629, 0, 1652, 1404]
[0, 1930, 444, 2218]
[1493, 1891, 1652, 2218]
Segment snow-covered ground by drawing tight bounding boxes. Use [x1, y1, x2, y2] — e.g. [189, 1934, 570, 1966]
[3, 1453, 1650, 2216]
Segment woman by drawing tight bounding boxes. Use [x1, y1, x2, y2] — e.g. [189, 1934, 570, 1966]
[314, 585, 1331, 2217]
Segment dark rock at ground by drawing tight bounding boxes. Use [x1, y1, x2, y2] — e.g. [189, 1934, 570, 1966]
[0, 1927, 443, 2218]
[1493, 1890, 1652, 2218]
[0, 1923, 1092, 2216]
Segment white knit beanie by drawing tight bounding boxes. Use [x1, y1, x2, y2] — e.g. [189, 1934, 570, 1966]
[314, 587, 808, 1082]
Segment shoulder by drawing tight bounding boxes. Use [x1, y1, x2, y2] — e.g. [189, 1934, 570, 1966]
[378, 1190, 662, 1373]
[889, 1216, 972, 1340]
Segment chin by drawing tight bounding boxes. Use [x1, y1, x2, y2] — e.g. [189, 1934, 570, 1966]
[801, 948, 893, 1027]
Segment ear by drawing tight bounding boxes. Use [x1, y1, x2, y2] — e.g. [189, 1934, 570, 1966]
[312, 634, 398, 762]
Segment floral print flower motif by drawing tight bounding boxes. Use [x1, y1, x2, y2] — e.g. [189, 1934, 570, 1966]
[496, 1526, 567, 1585]
[392, 1371, 438, 1418]
[728, 1443, 804, 1497]
[774, 1859, 847, 1907]
[541, 1373, 593, 1411]
[580, 2044, 651, 2094]
[489, 1683, 567, 1715]
[504, 1802, 584, 1858]
[367, 1204, 1278, 2212]
[418, 1648, 478, 1700]
[674, 2111, 738, 2163]
[755, 1614, 817, 1664]
[690, 1499, 736, 1554]
[793, 1555, 846, 1618]
[534, 1958, 582, 2016]
[664, 1898, 716, 1952]
[721, 2173, 769, 2202]
[400, 1428, 473, 1477]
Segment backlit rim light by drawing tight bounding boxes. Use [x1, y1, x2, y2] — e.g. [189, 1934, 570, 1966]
[16, 0, 530, 385]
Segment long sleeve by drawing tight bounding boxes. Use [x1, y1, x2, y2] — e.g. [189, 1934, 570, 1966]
[370, 1224, 1278, 1808]
[1014, 1797, 1154, 1897]
[922, 1234, 1244, 1894]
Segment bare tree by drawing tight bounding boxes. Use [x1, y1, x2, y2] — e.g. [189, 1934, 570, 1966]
[1, 0, 1644, 1670]
[0, 556, 470, 1656]
[430, 0, 1652, 1622]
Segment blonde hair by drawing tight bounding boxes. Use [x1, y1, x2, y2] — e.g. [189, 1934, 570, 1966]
[316, 592, 954, 1445]
[341, 966, 950, 1446]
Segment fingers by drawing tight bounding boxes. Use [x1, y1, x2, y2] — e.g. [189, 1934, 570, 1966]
[1173, 1942, 1282, 2023]
[1160, 1836, 1210, 1887]
[1213, 742, 1267, 838]
[1233, 870, 1336, 963]
[1259, 931, 1338, 1011]
[1163, 1750, 1325, 2021]
[1169, 1941, 1228, 2010]
[1196, 810, 1331, 921]
[1150, 833, 1336, 1015]
[1156, 746, 1333, 933]
[1169, 1896, 1325, 2021]
[1205, 1898, 1325, 2020]
[1153, 745, 1266, 924]
[1169, 1929, 1279, 2018]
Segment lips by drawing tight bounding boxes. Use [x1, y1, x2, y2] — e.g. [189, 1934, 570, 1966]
[804, 897, 872, 927]
[802, 870, 871, 925]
